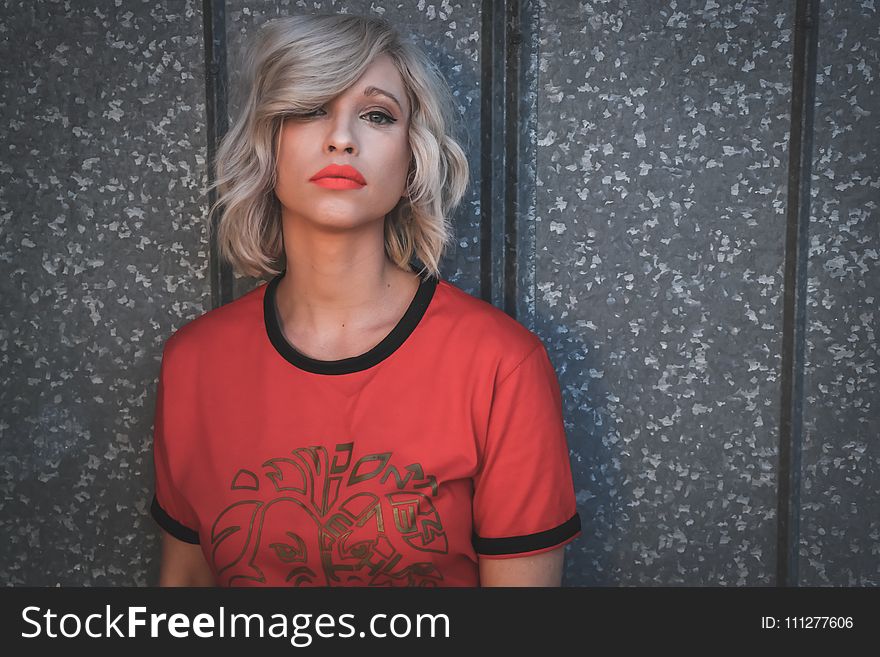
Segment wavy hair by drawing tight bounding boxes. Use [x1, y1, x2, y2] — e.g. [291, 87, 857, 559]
[205, 13, 470, 281]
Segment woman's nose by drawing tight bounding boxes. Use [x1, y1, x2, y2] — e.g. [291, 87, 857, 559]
[325, 115, 357, 154]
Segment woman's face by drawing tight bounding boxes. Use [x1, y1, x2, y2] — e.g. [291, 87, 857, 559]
[274, 54, 412, 233]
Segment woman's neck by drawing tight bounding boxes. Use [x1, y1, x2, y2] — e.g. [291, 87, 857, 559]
[274, 223, 418, 338]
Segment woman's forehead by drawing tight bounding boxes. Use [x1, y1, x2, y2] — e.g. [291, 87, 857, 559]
[343, 55, 409, 114]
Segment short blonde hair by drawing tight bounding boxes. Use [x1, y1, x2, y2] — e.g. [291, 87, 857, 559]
[205, 13, 470, 281]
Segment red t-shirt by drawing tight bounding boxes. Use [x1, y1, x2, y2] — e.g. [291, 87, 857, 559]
[150, 271, 581, 587]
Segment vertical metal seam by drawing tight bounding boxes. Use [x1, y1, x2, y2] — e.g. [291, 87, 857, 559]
[777, 0, 820, 588]
[202, 0, 231, 309]
[504, 0, 522, 318]
[479, 0, 527, 314]
[479, 0, 496, 303]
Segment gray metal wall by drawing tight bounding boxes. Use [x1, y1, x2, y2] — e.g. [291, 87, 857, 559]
[1, 0, 210, 585]
[0, 0, 876, 586]
[799, 1, 879, 586]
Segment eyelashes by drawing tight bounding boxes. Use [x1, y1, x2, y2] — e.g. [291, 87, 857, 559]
[294, 107, 397, 126]
[365, 110, 396, 125]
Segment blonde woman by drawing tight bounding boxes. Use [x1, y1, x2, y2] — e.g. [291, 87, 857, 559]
[151, 13, 580, 587]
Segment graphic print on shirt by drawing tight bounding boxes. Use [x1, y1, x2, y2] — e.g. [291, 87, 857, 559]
[209, 442, 447, 587]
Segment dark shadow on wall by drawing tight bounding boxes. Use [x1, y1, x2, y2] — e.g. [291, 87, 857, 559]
[531, 314, 623, 587]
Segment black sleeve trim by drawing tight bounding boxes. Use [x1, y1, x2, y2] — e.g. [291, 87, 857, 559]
[473, 512, 581, 556]
[150, 495, 200, 544]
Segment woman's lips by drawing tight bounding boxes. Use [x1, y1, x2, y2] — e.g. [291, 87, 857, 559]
[309, 163, 367, 189]
[310, 177, 365, 190]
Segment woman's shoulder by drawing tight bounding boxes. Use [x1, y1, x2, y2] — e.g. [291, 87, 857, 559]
[433, 278, 545, 370]
[161, 281, 268, 362]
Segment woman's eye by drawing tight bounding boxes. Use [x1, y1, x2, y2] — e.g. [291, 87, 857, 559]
[287, 108, 324, 119]
[364, 110, 395, 125]
[290, 108, 394, 124]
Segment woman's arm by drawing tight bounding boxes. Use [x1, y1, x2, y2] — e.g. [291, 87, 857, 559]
[478, 546, 565, 587]
[157, 529, 216, 587]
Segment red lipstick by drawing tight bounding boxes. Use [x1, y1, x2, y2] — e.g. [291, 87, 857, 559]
[309, 164, 367, 190]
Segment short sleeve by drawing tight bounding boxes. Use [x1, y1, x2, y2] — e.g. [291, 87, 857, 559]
[472, 341, 581, 559]
[150, 342, 200, 544]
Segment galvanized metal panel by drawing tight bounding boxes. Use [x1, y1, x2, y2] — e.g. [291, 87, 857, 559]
[535, 1, 794, 584]
[799, 1, 880, 587]
[0, 0, 208, 585]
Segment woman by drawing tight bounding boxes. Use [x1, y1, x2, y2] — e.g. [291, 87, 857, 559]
[151, 13, 580, 587]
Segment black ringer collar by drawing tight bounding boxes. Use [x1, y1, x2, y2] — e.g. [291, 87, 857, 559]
[263, 270, 438, 375]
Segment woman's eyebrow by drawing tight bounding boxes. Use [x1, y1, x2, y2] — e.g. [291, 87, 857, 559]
[362, 85, 405, 114]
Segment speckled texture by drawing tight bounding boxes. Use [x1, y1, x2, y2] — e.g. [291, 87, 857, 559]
[224, 0, 483, 298]
[537, 1, 793, 585]
[2, 1, 876, 588]
[799, 1, 880, 586]
[0, 0, 208, 585]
